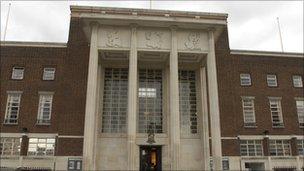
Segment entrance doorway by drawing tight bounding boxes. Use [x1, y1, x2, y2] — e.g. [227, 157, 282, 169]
[140, 146, 162, 171]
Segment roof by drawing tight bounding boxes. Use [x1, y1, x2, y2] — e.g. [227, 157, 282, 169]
[230, 49, 304, 58]
[0, 41, 67, 48]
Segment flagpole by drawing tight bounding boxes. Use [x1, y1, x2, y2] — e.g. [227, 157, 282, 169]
[3, 3, 12, 41]
[276, 17, 284, 52]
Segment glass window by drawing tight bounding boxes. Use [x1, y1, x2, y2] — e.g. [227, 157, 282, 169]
[0, 137, 21, 156]
[222, 158, 229, 171]
[179, 70, 197, 134]
[138, 69, 163, 133]
[4, 92, 21, 124]
[37, 93, 53, 125]
[240, 73, 251, 86]
[296, 100, 304, 128]
[240, 140, 263, 156]
[28, 138, 55, 156]
[242, 97, 256, 127]
[43, 68, 56, 80]
[269, 98, 284, 127]
[293, 75, 303, 88]
[267, 74, 278, 87]
[12, 67, 24, 80]
[297, 139, 304, 156]
[269, 140, 291, 156]
[101, 68, 128, 133]
[68, 159, 82, 171]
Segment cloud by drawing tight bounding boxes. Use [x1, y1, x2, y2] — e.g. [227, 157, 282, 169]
[0, 1, 303, 52]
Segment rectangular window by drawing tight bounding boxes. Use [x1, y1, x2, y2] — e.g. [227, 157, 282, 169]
[138, 69, 163, 133]
[240, 140, 263, 156]
[37, 93, 53, 125]
[296, 100, 304, 127]
[293, 75, 303, 88]
[68, 159, 82, 171]
[267, 74, 278, 87]
[179, 70, 197, 134]
[240, 73, 251, 86]
[269, 140, 291, 156]
[43, 68, 56, 80]
[242, 97, 256, 127]
[222, 158, 229, 171]
[297, 139, 304, 156]
[11, 67, 24, 80]
[269, 98, 284, 127]
[4, 92, 22, 124]
[28, 138, 55, 156]
[102, 68, 128, 133]
[0, 137, 21, 156]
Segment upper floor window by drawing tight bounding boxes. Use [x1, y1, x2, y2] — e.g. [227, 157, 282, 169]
[240, 140, 263, 156]
[37, 92, 53, 125]
[28, 138, 55, 156]
[179, 70, 197, 134]
[11, 67, 24, 80]
[297, 139, 304, 156]
[267, 74, 278, 87]
[101, 68, 128, 133]
[269, 140, 291, 156]
[4, 92, 22, 124]
[0, 137, 21, 156]
[43, 68, 56, 80]
[269, 98, 284, 128]
[242, 97, 256, 127]
[240, 73, 251, 86]
[293, 75, 303, 88]
[296, 99, 304, 128]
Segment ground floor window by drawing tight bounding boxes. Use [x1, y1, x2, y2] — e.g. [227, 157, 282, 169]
[269, 139, 291, 156]
[27, 138, 55, 156]
[240, 140, 263, 156]
[0, 137, 21, 155]
[297, 139, 304, 156]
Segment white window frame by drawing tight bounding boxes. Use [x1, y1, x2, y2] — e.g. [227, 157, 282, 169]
[11, 67, 24, 80]
[293, 75, 303, 88]
[269, 97, 284, 128]
[267, 74, 278, 87]
[295, 98, 304, 128]
[37, 92, 54, 125]
[43, 67, 56, 80]
[240, 73, 251, 86]
[4, 91, 22, 124]
[297, 139, 304, 156]
[240, 140, 263, 156]
[241, 96, 256, 127]
[27, 137, 55, 156]
[0, 137, 22, 156]
[269, 140, 291, 156]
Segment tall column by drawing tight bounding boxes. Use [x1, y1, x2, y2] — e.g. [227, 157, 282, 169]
[169, 26, 181, 170]
[127, 24, 138, 170]
[207, 30, 222, 170]
[82, 22, 99, 170]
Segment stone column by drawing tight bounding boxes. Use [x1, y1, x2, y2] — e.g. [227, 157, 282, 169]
[169, 26, 181, 170]
[127, 24, 138, 170]
[207, 30, 222, 170]
[82, 22, 99, 170]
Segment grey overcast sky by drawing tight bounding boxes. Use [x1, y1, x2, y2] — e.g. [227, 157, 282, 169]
[0, 1, 303, 52]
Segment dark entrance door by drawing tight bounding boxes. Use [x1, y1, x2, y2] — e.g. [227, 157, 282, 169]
[140, 146, 162, 171]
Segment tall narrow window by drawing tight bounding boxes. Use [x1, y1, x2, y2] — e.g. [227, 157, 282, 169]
[296, 99, 304, 127]
[179, 70, 197, 134]
[11, 67, 24, 80]
[269, 140, 291, 156]
[267, 74, 278, 87]
[138, 69, 162, 133]
[37, 93, 53, 125]
[240, 73, 251, 86]
[240, 140, 263, 156]
[293, 75, 303, 88]
[4, 92, 22, 124]
[297, 139, 304, 156]
[0, 137, 21, 156]
[102, 68, 128, 133]
[43, 68, 56, 80]
[269, 98, 284, 127]
[242, 96, 256, 127]
[28, 138, 55, 156]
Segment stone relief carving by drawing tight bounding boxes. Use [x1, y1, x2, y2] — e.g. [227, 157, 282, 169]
[145, 31, 163, 49]
[106, 29, 121, 47]
[184, 32, 200, 50]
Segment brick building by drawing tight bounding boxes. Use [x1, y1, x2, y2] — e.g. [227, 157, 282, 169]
[0, 6, 303, 171]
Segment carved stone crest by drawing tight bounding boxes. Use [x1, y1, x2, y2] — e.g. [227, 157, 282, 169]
[106, 29, 121, 47]
[145, 31, 163, 49]
[184, 32, 200, 50]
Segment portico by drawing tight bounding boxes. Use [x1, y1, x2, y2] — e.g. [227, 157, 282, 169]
[76, 6, 227, 170]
